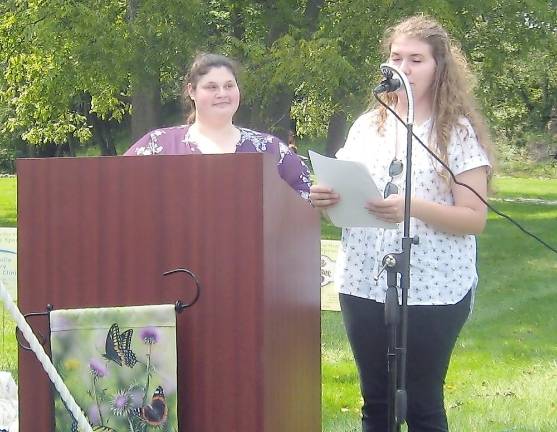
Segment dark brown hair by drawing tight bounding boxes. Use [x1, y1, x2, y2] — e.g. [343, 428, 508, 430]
[183, 53, 239, 123]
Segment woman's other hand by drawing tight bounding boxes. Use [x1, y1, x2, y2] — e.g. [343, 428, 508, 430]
[365, 195, 405, 223]
[309, 184, 340, 209]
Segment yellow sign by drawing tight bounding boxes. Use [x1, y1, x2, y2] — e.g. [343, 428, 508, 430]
[0, 228, 17, 300]
[321, 239, 340, 311]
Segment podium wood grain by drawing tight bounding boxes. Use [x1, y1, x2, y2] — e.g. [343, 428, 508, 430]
[17, 154, 321, 432]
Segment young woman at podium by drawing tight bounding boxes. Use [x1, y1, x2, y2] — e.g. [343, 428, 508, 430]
[125, 53, 311, 199]
[309, 15, 493, 432]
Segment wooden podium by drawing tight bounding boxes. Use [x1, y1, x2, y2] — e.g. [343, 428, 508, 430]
[17, 154, 321, 432]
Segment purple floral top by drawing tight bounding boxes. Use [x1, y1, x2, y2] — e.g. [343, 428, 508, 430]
[124, 125, 311, 199]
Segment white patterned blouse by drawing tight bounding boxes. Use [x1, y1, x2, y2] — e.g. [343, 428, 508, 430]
[335, 110, 490, 305]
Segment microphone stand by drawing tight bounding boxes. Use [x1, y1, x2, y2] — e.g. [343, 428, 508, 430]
[373, 63, 418, 432]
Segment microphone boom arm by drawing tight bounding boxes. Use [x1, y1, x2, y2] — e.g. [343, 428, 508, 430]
[379, 63, 415, 126]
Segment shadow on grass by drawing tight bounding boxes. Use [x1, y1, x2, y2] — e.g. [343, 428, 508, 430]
[0, 215, 17, 227]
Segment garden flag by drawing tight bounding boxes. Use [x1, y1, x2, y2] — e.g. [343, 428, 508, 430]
[50, 304, 178, 431]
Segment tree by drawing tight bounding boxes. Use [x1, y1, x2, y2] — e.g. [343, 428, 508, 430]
[198, 0, 331, 142]
[460, 1, 557, 144]
[0, 0, 204, 155]
[1, 0, 555, 161]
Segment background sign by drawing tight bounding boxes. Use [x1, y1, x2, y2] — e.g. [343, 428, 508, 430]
[2, 228, 339, 311]
[0, 228, 16, 300]
[321, 239, 340, 311]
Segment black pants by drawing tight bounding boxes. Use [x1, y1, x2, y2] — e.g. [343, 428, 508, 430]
[340, 290, 472, 432]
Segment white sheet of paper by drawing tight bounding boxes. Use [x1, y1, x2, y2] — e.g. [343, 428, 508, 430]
[309, 150, 397, 229]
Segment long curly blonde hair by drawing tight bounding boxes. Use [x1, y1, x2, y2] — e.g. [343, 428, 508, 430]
[375, 15, 493, 175]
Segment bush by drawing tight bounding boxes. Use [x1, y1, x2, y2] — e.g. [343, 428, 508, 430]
[524, 132, 557, 162]
[0, 146, 15, 174]
[494, 132, 557, 178]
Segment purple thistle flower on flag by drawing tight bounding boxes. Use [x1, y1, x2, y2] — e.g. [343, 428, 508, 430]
[89, 358, 107, 378]
[139, 327, 160, 345]
[128, 387, 145, 409]
[111, 390, 132, 416]
[87, 404, 102, 425]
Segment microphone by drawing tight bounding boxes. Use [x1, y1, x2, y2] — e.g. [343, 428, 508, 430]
[373, 64, 402, 94]
[375, 63, 414, 123]
[373, 77, 401, 94]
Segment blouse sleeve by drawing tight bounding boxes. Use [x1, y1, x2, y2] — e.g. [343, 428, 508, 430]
[448, 119, 491, 175]
[123, 129, 167, 156]
[276, 139, 312, 200]
[335, 113, 372, 161]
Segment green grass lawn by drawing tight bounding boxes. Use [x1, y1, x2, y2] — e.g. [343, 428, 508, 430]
[0, 177, 16, 227]
[321, 177, 557, 431]
[0, 178, 17, 377]
[1, 175, 556, 430]
[492, 176, 557, 202]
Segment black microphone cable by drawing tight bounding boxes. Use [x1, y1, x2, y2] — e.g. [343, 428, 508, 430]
[373, 93, 557, 255]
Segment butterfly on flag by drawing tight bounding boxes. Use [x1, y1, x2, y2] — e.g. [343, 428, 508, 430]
[134, 386, 168, 426]
[102, 323, 138, 368]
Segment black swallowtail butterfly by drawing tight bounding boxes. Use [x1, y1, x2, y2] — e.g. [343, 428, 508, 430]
[102, 323, 137, 368]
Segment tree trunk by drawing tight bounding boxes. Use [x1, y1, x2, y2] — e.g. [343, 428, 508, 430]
[54, 140, 76, 157]
[90, 114, 117, 156]
[130, 74, 162, 143]
[546, 106, 557, 135]
[264, 84, 292, 143]
[305, 0, 324, 33]
[326, 111, 347, 156]
[548, 106, 557, 159]
[127, 0, 162, 143]
[258, 2, 295, 142]
[230, 3, 245, 41]
[253, 0, 325, 141]
[235, 103, 254, 130]
[31, 142, 57, 157]
[66, 136, 77, 157]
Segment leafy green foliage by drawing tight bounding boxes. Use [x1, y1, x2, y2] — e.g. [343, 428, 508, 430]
[461, 1, 557, 143]
[0, 0, 556, 162]
[0, 0, 203, 151]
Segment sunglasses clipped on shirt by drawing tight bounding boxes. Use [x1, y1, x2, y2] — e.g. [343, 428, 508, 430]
[383, 158, 404, 198]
